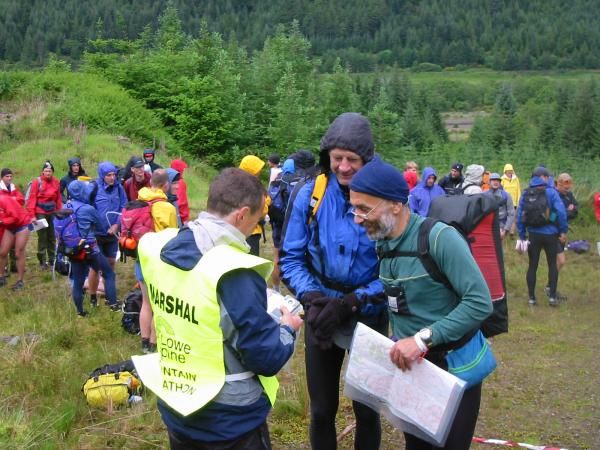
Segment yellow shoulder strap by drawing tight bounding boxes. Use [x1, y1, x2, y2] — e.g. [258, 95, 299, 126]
[308, 174, 328, 224]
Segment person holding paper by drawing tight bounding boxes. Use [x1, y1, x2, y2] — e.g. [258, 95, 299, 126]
[349, 157, 492, 450]
[134, 168, 302, 449]
[25, 161, 62, 270]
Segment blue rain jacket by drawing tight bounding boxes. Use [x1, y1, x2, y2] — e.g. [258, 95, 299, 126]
[280, 175, 383, 301]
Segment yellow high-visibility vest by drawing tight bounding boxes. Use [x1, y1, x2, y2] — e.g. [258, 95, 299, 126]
[132, 228, 277, 417]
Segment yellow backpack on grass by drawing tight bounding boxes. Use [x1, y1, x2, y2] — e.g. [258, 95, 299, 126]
[82, 360, 142, 408]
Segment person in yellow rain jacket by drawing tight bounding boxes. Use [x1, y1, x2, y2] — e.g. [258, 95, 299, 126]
[501, 163, 521, 236]
[239, 155, 270, 256]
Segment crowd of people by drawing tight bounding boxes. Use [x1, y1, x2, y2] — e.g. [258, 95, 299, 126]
[0, 151, 189, 318]
[1, 112, 598, 450]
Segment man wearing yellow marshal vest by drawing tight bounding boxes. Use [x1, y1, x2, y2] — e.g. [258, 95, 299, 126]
[133, 168, 303, 450]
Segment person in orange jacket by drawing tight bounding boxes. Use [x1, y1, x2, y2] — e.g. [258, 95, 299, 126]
[170, 159, 190, 224]
[25, 161, 62, 269]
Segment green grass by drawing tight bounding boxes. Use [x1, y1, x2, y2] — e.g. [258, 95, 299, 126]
[0, 132, 215, 212]
[1, 219, 598, 449]
[1, 72, 599, 449]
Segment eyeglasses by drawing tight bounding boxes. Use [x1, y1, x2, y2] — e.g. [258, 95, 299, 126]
[350, 199, 385, 221]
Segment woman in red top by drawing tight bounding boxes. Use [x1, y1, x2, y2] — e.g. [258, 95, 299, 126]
[25, 161, 62, 269]
[170, 159, 190, 224]
[0, 168, 34, 289]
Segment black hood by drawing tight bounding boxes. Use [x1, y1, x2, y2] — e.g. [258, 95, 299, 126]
[319, 113, 374, 174]
[67, 157, 86, 177]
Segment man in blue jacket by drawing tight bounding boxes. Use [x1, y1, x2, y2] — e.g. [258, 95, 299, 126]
[280, 112, 387, 450]
[408, 167, 445, 216]
[64, 180, 119, 315]
[88, 161, 127, 307]
[517, 166, 567, 307]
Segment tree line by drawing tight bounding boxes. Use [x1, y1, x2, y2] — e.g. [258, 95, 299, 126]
[1, 0, 599, 71]
[1, 4, 599, 177]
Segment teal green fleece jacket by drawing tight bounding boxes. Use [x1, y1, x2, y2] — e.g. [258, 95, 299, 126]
[378, 214, 492, 347]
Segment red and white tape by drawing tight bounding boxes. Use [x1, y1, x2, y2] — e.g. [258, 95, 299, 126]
[473, 437, 568, 450]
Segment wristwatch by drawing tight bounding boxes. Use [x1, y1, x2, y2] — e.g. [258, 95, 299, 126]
[416, 328, 433, 349]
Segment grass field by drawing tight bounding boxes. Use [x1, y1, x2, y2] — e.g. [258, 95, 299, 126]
[1, 85, 599, 448]
[0, 180, 598, 449]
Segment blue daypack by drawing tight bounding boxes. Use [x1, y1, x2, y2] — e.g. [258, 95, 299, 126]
[567, 239, 590, 254]
[53, 204, 87, 260]
[268, 177, 288, 224]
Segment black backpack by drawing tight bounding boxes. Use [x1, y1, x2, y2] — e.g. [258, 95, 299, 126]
[267, 176, 289, 224]
[121, 288, 143, 334]
[521, 186, 550, 227]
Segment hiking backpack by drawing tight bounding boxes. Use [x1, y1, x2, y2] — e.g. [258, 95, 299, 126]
[378, 194, 508, 338]
[53, 204, 89, 261]
[82, 359, 142, 408]
[119, 199, 163, 259]
[121, 287, 143, 334]
[24, 177, 42, 203]
[280, 172, 327, 241]
[567, 239, 591, 254]
[267, 176, 289, 224]
[520, 186, 551, 227]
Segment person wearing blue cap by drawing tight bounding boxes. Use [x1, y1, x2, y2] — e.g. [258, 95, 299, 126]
[349, 157, 492, 450]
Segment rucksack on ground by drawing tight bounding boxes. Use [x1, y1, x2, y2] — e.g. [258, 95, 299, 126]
[119, 199, 163, 259]
[53, 205, 89, 261]
[567, 239, 590, 254]
[121, 287, 143, 334]
[379, 194, 508, 338]
[521, 186, 551, 227]
[82, 359, 143, 408]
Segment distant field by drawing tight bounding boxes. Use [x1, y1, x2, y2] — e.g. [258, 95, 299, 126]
[363, 69, 600, 111]
[405, 68, 600, 83]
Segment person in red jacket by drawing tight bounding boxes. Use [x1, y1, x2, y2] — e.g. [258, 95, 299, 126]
[0, 179, 34, 289]
[170, 159, 190, 224]
[0, 168, 24, 273]
[594, 192, 600, 225]
[25, 161, 62, 269]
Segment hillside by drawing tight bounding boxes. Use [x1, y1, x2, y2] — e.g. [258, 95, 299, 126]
[1, 0, 599, 71]
[0, 69, 214, 212]
[1, 64, 599, 450]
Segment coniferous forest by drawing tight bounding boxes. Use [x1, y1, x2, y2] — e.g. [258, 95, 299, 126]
[1, 3, 600, 180]
[1, 0, 599, 71]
